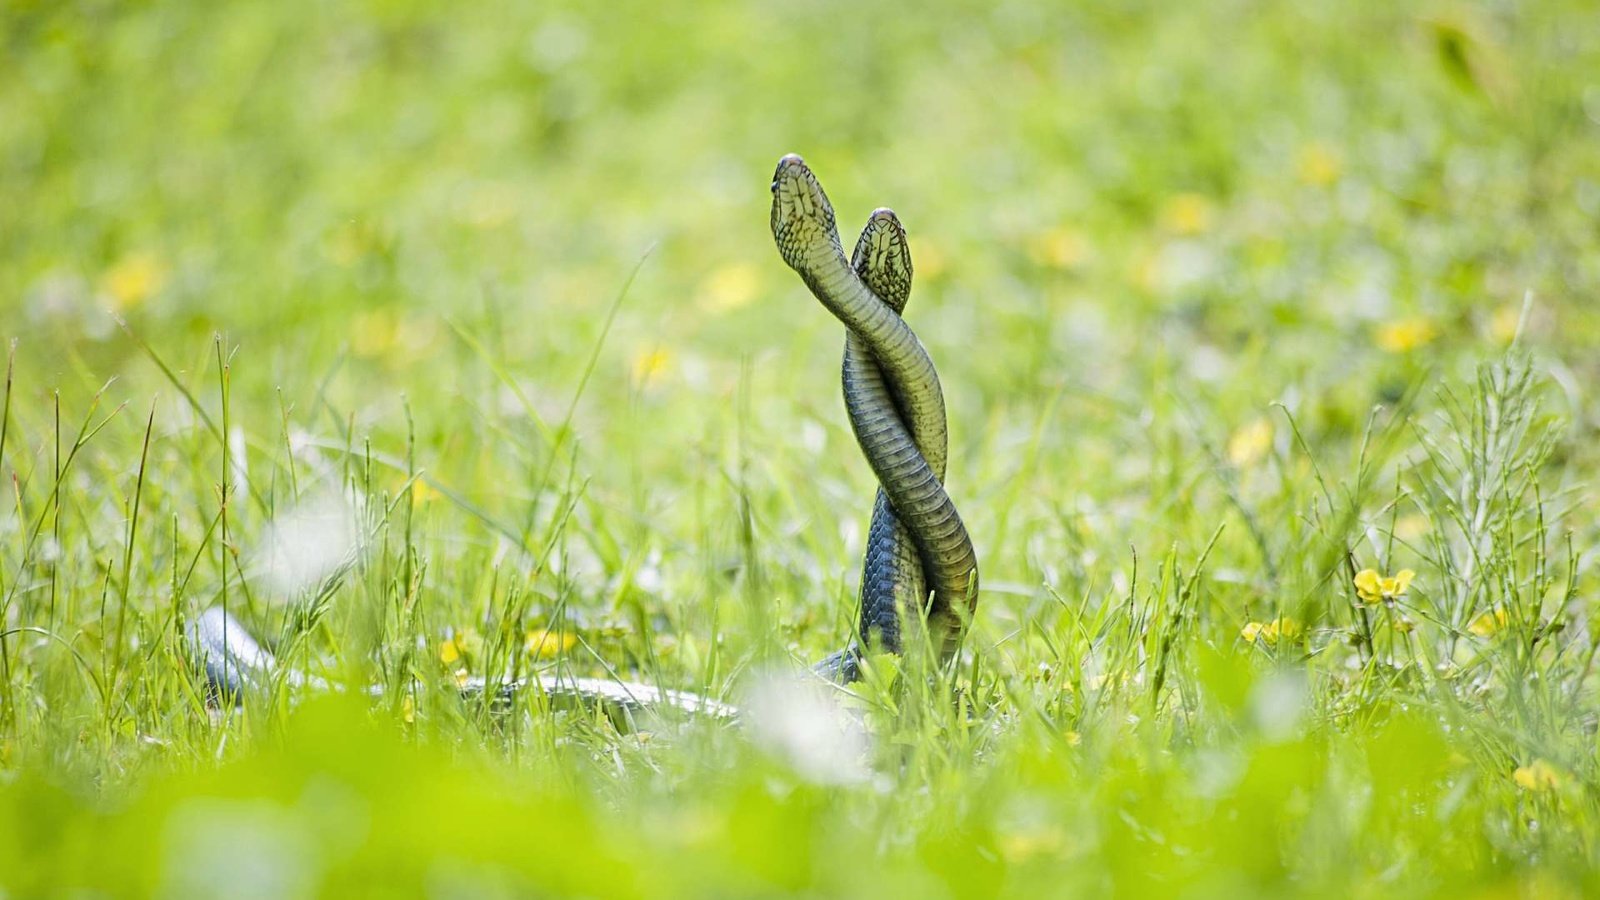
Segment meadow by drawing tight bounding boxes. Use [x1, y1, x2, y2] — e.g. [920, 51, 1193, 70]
[3, 0, 1600, 895]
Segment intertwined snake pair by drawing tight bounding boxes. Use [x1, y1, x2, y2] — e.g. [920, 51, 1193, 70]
[769, 155, 979, 680]
[193, 155, 977, 716]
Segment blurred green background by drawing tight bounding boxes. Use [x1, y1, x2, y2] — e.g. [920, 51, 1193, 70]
[3, 0, 1600, 895]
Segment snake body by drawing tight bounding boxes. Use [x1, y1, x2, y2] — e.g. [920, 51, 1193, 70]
[192, 154, 976, 717]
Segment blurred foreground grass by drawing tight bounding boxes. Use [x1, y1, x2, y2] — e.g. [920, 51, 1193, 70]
[3, 0, 1600, 895]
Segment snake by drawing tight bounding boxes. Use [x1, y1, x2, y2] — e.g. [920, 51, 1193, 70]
[190, 154, 977, 719]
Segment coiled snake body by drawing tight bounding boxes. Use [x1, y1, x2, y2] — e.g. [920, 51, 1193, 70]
[193, 155, 978, 718]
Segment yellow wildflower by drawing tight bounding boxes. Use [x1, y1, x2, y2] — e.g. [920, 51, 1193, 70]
[525, 628, 577, 659]
[1030, 226, 1087, 270]
[631, 346, 672, 387]
[1394, 617, 1415, 634]
[439, 638, 462, 665]
[1242, 617, 1300, 646]
[408, 479, 438, 509]
[1489, 306, 1522, 344]
[1375, 317, 1437, 353]
[351, 309, 399, 359]
[1227, 418, 1274, 466]
[1159, 193, 1213, 236]
[699, 262, 761, 313]
[1468, 606, 1509, 638]
[1513, 759, 1560, 792]
[914, 238, 948, 282]
[102, 253, 168, 310]
[1131, 250, 1162, 293]
[439, 628, 481, 666]
[1295, 143, 1343, 187]
[1354, 569, 1415, 604]
[998, 826, 1067, 863]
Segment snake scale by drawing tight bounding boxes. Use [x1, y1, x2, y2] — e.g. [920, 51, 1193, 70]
[192, 154, 978, 718]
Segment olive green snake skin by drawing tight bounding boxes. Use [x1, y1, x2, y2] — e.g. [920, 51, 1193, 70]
[190, 154, 976, 718]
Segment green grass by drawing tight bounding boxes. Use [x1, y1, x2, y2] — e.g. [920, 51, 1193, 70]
[3, 0, 1600, 895]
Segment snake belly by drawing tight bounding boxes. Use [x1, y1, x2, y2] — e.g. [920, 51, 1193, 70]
[769, 154, 979, 663]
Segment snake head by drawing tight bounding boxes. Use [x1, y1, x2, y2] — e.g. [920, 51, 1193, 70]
[851, 208, 913, 315]
[770, 154, 840, 272]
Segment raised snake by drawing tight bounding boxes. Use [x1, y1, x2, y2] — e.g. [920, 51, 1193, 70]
[192, 154, 978, 719]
